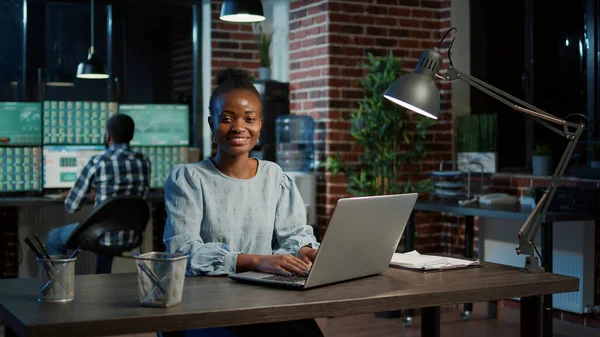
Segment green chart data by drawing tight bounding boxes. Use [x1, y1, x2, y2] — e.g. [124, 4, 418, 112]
[120, 104, 189, 146]
[0, 102, 42, 146]
[43, 101, 118, 145]
[0, 147, 41, 192]
[133, 146, 189, 189]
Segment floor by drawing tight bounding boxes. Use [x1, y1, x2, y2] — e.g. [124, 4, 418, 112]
[116, 302, 600, 337]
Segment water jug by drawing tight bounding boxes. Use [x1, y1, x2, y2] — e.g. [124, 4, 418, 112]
[275, 115, 314, 172]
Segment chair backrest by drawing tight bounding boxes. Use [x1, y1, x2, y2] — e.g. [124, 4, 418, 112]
[66, 196, 150, 255]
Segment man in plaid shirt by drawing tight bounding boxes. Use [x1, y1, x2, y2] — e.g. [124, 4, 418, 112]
[46, 114, 151, 256]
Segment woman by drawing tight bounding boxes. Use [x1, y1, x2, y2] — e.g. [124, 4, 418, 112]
[162, 70, 323, 337]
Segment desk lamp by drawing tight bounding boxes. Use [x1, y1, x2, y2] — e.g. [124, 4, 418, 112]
[384, 27, 587, 273]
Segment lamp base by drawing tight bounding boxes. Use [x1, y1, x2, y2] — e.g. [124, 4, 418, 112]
[522, 256, 545, 273]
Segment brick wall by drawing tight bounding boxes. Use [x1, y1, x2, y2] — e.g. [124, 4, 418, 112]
[211, 0, 260, 86]
[289, 0, 454, 254]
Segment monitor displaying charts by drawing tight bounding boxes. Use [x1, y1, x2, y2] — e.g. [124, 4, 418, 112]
[0, 102, 42, 146]
[43, 101, 118, 145]
[0, 147, 41, 192]
[119, 104, 189, 146]
[133, 146, 189, 189]
[42, 145, 105, 189]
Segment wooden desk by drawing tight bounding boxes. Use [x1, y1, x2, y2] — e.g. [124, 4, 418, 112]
[410, 199, 598, 336]
[0, 262, 578, 337]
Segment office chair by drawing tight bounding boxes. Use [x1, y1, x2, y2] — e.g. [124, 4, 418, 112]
[65, 196, 150, 274]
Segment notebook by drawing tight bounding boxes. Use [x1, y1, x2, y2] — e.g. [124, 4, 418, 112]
[390, 250, 480, 271]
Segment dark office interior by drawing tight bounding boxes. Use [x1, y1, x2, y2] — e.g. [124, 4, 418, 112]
[0, 1, 599, 336]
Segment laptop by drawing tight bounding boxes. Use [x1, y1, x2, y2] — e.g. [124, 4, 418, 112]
[229, 193, 418, 289]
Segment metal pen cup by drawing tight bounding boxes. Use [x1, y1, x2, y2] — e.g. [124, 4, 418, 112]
[36, 255, 76, 302]
[134, 252, 188, 308]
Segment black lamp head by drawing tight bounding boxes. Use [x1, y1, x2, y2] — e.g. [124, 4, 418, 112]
[384, 48, 444, 119]
[76, 51, 109, 79]
[220, 0, 265, 23]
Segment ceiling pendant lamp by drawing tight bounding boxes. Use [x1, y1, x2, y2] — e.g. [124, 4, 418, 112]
[220, 0, 265, 23]
[76, 0, 109, 79]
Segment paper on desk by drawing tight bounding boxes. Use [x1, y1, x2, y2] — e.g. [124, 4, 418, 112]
[390, 250, 480, 270]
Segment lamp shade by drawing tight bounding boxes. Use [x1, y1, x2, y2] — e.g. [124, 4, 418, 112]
[383, 48, 444, 119]
[220, 0, 265, 23]
[76, 52, 109, 79]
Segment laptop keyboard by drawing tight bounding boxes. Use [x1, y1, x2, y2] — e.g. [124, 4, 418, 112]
[264, 274, 307, 284]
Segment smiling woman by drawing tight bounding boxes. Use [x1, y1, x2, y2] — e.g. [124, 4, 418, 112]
[161, 69, 324, 336]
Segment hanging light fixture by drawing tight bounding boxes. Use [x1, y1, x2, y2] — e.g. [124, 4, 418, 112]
[76, 0, 109, 79]
[220, 0, 265, 23]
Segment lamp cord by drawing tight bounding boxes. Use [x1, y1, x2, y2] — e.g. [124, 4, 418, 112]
[437, 27, 457, 67]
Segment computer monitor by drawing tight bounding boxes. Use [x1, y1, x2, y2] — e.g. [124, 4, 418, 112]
[0, 102, 42, 146]
[43, 101, 118, 145]
[119, 104, 190, 146]
[133, 146, 189, 189]
[42, 145, 105, 189]
[0, 147, 41, 192]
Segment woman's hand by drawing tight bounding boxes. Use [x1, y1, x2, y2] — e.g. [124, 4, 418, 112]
[255, 254, 311, 276]
[298, 246, 318, 266]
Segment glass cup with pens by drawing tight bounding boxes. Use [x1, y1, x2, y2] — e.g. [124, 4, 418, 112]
[23, 235, 87, 302]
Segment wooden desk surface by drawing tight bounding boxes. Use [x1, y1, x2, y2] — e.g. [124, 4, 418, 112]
[415, 199, 598, 222]
[0, 262, 578, 337]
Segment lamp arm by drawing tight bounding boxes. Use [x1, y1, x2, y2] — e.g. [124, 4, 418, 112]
[446, 67, 566, 126]
[443, 66, 586, 272]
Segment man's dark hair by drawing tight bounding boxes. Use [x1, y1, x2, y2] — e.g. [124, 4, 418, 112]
[106, 114, 135, 144]
[209, 68, 261, 117]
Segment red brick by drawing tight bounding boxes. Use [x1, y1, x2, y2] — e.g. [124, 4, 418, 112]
[422, 0, 451, 9]
[412, 9, 434, 18]
[399, 19, 420, 28]
[367, 26, 388, 36]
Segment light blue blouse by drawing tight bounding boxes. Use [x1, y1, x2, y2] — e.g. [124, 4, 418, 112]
[163, 158, 320, 276]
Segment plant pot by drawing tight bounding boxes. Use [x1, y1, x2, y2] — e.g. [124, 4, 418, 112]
[457, 152, 497, 173]
[532, 155, 552, 176]
[591, 161, 600, 169]
[520, 196, 536, 208]
[258, 67, 271, 80]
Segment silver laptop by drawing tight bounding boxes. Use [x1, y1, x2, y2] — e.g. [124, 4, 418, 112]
[229, 193, 418, 289]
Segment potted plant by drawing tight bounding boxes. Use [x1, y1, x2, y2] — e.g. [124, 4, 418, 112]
[455, 114, 498, 173]
[532, 144, 552, 175]
[252, 22, 273, 80]
[520, 187, 536, 208]
[323, 51, 435, 198]
[323, 51, 434, 319]
[591, 144, 600, 168]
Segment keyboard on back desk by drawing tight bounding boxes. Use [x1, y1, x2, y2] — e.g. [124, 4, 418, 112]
[263, 274, 308, 284]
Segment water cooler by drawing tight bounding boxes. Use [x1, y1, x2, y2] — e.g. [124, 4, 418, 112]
[275, 115, 317, 228]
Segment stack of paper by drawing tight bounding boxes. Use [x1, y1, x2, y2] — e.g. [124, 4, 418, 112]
[390, 250, 480, 271]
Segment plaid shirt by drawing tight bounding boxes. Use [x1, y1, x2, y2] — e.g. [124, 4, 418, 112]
[65, 143, 151, 247]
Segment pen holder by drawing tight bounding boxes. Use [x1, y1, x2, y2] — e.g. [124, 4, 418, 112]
[134, 252, 188, 308]
[36, 255, 76, 302]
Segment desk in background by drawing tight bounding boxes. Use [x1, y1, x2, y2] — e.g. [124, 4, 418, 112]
[0, 262, 578, 337]
[408, 199, 598, 337]
[0, 191, 166, 277]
